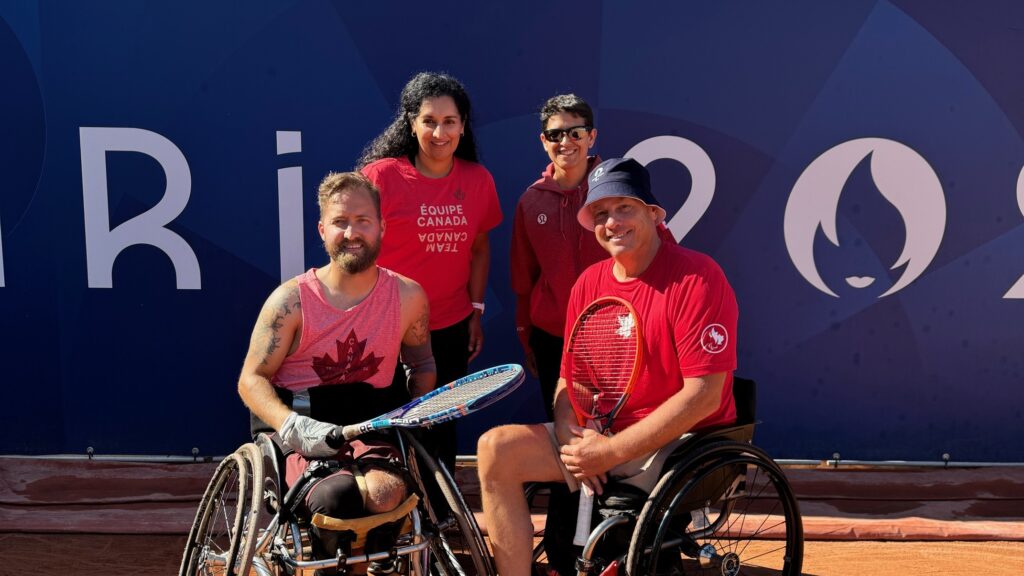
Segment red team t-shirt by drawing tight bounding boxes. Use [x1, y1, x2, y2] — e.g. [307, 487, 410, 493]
[362, 157, 503, 330]
[561, 241, 738, 433]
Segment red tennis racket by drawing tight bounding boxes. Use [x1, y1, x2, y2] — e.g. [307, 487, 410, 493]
[565, 296, 643, 546]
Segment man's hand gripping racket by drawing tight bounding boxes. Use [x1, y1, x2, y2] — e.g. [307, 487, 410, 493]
[324, 364, 525, 445]
[566, 297, 643, 546]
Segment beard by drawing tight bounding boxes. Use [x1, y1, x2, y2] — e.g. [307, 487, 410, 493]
[327, 237, 381, 274]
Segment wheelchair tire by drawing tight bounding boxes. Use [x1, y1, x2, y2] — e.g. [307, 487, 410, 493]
[180, 452, 250, 576]
[233, 442, 269, 576]
[402, 430, 496, 576]
[626, 442, 803, 576]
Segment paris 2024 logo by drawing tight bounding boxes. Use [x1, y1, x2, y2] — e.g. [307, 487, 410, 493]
[783, 138, 946, 298]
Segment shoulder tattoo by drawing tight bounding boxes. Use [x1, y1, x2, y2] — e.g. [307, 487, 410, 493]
[251, 283, 300, 365]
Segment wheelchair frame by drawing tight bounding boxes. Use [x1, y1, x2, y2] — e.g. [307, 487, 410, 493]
[537, 377, 804, 576]
[179, 428, 495, 576]
[181, 376, 801, 576]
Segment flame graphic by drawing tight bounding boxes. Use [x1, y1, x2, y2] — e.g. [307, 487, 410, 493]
[784, 138, 946, 298]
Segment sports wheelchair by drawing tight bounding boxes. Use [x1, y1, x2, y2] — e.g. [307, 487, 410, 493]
[179, 427, 495, 576]
[535, 377, 804, 576]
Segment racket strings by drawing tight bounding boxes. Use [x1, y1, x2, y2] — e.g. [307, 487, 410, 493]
[569, 305, 639, 418]
[401, 370, 516, 419]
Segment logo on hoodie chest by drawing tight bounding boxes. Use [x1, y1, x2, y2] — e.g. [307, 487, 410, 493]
[537, 213, 548, 225]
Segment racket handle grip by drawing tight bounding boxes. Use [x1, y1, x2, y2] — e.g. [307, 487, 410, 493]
[573, 484, 594, 546]
[326, 425, 357, 447]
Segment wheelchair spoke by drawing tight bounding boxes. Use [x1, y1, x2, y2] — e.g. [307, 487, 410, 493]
[731, 478, 770, 555]
[627, 444, 803, 576]
[402, 430, 496, 576]
[215, 494, 233, 549]
[735, 461, 760, 551]
[180, 453, 249, 576]
[734, 541, 791, 566]
[733, 465, 787, 561]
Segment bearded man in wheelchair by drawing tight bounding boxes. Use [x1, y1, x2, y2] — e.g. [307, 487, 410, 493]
[236, 172, 436, 573]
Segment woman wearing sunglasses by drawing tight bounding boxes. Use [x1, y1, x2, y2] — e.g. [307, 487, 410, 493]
[359, 72, 502, 468]
[510, 94, 605, 420]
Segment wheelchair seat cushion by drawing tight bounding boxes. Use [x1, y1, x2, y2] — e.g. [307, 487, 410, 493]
[311, 493, 419, 549]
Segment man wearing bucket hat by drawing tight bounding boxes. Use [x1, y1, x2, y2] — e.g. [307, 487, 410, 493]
[478, 158, 739, 576]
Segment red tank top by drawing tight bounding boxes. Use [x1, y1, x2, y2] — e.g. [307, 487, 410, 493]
[271, 267, 402, 391]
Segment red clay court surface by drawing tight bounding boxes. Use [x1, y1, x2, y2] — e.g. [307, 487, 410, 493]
[1, 457, 1022, 575]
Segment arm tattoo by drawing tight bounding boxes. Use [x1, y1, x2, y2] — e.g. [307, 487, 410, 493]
[250, 286, 298, 366]
[409, 307, 430, 345]
[265, 332, 282, 360]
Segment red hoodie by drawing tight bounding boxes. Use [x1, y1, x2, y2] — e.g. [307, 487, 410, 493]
[510, 157, 680, 350]
[510, 157, 609, 348]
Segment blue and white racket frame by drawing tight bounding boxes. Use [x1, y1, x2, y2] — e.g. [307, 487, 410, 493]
[334, 363, 525, 442]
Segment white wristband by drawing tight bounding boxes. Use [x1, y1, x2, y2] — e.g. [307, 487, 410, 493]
[471, 302, 485, 313]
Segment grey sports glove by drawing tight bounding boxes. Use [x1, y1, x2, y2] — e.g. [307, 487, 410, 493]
[278, 412, 339, 458]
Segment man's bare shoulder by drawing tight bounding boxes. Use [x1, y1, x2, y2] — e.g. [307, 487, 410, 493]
[394, 272, 428, 303]
[392, 272, 430, 345]
[265, 276, 303, 316]
[253, 278, 303, 339]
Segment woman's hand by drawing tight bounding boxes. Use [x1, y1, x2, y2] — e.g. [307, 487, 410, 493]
[468, 310, 484, 363]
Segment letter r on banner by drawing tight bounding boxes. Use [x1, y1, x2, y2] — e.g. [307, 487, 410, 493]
[80, 127, 201, 289]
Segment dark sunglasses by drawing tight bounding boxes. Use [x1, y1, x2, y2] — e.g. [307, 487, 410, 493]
[542, 125, 593, 143]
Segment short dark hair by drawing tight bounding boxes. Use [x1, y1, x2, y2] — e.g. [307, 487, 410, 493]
[317, 172, 381, 220]
[539, 94, 594, 130]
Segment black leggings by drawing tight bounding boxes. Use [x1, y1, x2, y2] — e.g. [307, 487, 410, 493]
[392, 313, 471, 471]
[529, 328, 564, 421]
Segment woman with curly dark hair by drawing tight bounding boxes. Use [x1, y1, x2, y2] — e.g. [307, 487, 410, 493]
[359, 72, 502, 467]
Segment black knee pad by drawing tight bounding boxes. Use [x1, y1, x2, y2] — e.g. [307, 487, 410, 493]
[306, 471, 366, 567]
[306, 471, 366, 520]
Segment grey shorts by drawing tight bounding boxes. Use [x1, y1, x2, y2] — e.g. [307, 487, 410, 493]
[543, 422, 693, 494]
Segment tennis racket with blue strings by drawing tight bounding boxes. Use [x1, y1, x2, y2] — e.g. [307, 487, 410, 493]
[327, 363, 525, 444]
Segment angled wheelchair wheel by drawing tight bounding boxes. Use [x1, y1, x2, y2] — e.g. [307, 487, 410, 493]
[626, 442, 803, 576]
[232, 442, 270, 576]
[401, 430, 495, 576]
[180, 452, 250, 576]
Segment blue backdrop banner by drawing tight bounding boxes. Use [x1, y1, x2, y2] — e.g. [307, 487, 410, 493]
[1, 1, 1022, 460]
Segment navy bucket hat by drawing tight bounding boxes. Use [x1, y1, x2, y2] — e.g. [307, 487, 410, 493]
[576, 157, 667, 231]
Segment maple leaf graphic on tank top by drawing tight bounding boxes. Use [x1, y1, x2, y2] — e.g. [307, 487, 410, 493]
[311, 329, 385, 384]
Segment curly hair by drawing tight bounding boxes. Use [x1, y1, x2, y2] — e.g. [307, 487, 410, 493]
[539, 93, 594, 130]
[357, 71, 480, 168]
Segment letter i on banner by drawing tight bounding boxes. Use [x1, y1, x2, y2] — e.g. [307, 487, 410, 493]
[277, 131, 304, 281]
